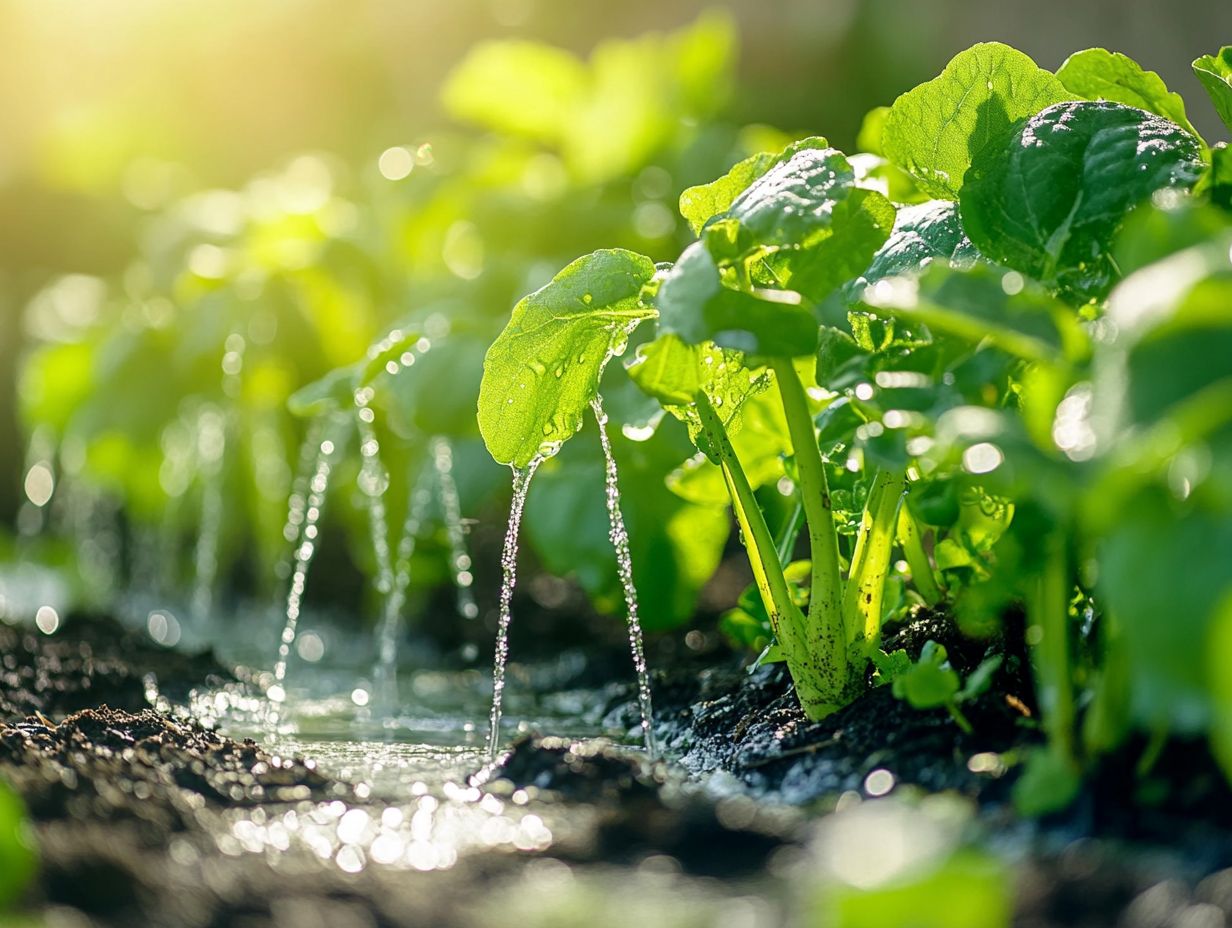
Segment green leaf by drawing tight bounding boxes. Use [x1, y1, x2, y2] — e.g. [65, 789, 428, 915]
[883, 43, 1072, 199]
[1208, 143, 1232, 210]
[678, 136, 828, 235]
[1057, 48, 1202, 142]
[288, 364, 358, 418]
[1209, 595, 1232, 783]
[852, 200, 979, 298]
[627, 331, 775, 463]
[957, 655, 1003, 702]
[441, 40, 585, 143]
[656, 242, 820, 357]
[856, 106, 890, 156]
[861, 264, 1086, 364]
[0, 781, 36, 909]
[1193, 47, 1232, 133]
[624, 332, 703, 406]
[871, 647, 912, 684]
[1012, 747, 1082, 816]
[478, 249, 656, 467]
[1114, 196, 1232, 276]
[961, 101, 1206, 302]
[892, 640, 960, 708]
[705, 148, 896, 302]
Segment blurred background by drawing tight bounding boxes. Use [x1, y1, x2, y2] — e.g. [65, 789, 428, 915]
[0, 0, 1227, 635]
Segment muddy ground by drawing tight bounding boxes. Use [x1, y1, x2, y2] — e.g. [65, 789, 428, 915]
[1, 610, 1230, 927]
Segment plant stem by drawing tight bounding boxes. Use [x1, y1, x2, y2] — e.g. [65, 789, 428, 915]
[770, 358, 847, 695]
[843, 468, 906, 647]
[696, 393, 837, 718]
[945, 701, 974, 735]
[775, 498, 805, 567]
[896, 503, 942, 606]
[696, 394, 799, 645]
[1030, 529, 1076, 766]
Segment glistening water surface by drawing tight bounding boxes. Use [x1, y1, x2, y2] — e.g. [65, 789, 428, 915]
[174, 603, 624, 877]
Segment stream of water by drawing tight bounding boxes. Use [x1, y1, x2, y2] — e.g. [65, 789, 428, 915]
[373, 456, 436, 708]
[430, 436, 479, 621]
[269, 420, 345, 711]
[590, 396, 656, 757]
[485, 458, 542, 762]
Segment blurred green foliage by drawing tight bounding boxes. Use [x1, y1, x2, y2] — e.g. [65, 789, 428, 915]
[0, 779, 37, 911]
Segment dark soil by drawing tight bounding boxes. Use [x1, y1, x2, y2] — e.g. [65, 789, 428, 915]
[2, 608, 1232, 927]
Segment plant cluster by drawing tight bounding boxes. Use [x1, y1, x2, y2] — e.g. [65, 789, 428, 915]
[18, 15, 750, 624]
[477, 42, 1232, 809]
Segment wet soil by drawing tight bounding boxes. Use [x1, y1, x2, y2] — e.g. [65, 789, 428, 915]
[1, 608, 1231, 927]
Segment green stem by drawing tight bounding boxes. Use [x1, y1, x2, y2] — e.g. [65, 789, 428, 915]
[897, 504, 942, 606]
[945, 701, 974, 735]
[843, 469, 906, 647]
[697, 392, 837, 719]
[1029, 529, 1075, 766]
[771, 358, 847, 694]
[696, 394, 799, 645]
[775, 498, 805, 567]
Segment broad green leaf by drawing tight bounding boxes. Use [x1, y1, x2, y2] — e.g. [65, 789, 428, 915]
[384, 332, 488, 438]
[961, 101, 1205, 302]
[1193, 47, 1232, 133]
[441, 40, 585, 144]
[883, 43, 1072, 199]
[849, 153, 929, 206]
[851, 200, 979, 299]
[861, 264, 1087, 364]
[678, 136, 827, 235]
[478, 249, 656, 467]
[1102, 495, 1232, 733]
[856, 106, 890, 156]
[670, 10, 738, 117]
[627, 331, 774, 460]
[705, 147, 896, 302]
[1057, 48, 1201, 141]
[656, 242, 819, 357]
[1114, 197, 1232, 276]
[1208, 143, 1232, 210]
[623, 332, 703, 406]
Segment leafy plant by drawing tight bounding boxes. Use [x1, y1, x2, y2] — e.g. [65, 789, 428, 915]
[478, 37, 1232, 810]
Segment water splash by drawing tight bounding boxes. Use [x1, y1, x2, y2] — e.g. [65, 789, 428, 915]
[591, 396, 656, 757]
[373, 455, 436, 709]
[486, 458, 542, 762]
[430, 436, 479, 621]
[269, 419, 345, 720]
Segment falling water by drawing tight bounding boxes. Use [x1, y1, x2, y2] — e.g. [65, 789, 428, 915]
[352, 331, 434, 709]
[268, 421, 345, 717]
[190, 404, 227, 623]
[276, 416, 326, 583]
[486, 458, 542, 762]
[191, 334, 246, 623]
[372, 455, 436, 708]
[429, 436, 479, 621]
[353, 385, 396, 597]
[591, 396, 656, 757]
